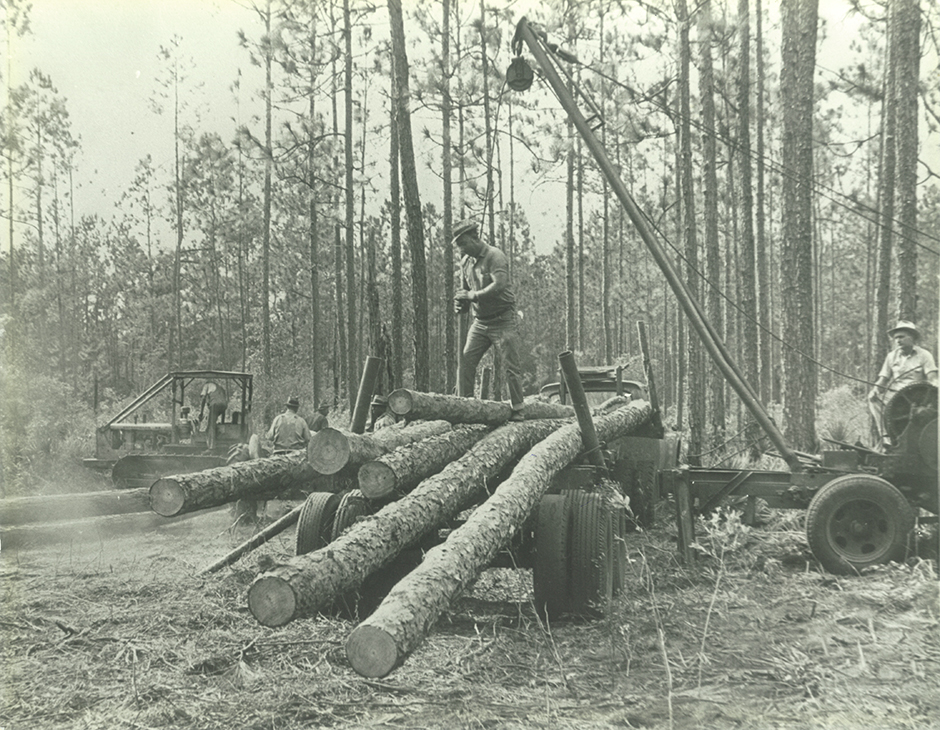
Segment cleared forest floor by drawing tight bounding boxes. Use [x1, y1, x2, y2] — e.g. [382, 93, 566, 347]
[1, 503, 938, 730]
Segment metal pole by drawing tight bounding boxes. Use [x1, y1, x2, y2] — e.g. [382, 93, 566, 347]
[559, 351, 606, 470]
[516, 19, 801, 471]
[350, 356, 383, 434]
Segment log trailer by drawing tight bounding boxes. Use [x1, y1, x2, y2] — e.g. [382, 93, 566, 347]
[507, 18, 938, 576]
[83, 370, 253, 489]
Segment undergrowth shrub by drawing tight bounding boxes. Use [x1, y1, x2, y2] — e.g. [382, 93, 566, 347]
[0, 367, 101, 496]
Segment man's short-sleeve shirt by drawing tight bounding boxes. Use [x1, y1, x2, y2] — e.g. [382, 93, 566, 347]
[266, 410, 311, 451]
[460, 244, 515, 322]
[878, 345, 938, 393]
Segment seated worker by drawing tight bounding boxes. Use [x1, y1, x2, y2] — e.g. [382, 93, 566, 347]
[199, 381, 228, 449]
[265, 396, 312, 453]
[868, 320, 938, 448]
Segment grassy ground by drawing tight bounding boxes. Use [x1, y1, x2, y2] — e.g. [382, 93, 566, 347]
[1, 505, 938, 730]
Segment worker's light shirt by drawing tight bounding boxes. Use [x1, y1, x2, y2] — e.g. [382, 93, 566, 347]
[460, 244, 516, 323]
[878, 345, 938, 393]
[266, 410, 311, 451]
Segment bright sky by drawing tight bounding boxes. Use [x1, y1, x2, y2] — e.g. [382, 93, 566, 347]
[5, 0, 939, 258]
[10, 0, 262, 236]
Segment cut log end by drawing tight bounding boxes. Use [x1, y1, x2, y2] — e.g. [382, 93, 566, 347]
[247, 575, 298, 627]
[307, 428, 351, 475]
[150, 479, 185, 517]
[387, 389, 414, 416]
[346, 624, 400, 678]
[357, 461, 397, 500]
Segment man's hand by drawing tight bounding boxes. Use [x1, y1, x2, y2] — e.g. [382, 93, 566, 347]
[868, 387, 881, 402]
[454, 289, 473, 313]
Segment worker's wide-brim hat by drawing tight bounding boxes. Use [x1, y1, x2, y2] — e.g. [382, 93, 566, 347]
[286, 396, 300, 408]
[452, 219, 478, 243]
[887, 320, 920, 339]
[371, 394, 387, 406]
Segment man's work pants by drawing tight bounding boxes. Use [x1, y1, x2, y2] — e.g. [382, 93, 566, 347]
[459, 315, 524, 411]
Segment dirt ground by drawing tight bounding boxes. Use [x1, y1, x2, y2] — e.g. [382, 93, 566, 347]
[1, 503, 938, 730]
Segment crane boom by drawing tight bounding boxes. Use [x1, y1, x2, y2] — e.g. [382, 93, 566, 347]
[512, 18, 803, 471]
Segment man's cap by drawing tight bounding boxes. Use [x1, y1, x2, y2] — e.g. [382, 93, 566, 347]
[888, 320, 920, 339]
[317, 403, 330, 413]
[286, 396, 300, 409]
[452, 219, 479, 243]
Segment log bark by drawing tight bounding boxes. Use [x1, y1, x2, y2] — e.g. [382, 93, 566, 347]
[358, 424, 490, 500]
[246, 418, 568, 627]
[387, 389, 575, 425]
[346, 400, 652, 678]
[307, 420, 453, 475]
[0, 488, 151, 527]
[150, 450, 316, 517]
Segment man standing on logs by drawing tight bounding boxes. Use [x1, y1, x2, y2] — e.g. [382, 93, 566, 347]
[452, 219, 525, 422]
[266, 396, 312, 454]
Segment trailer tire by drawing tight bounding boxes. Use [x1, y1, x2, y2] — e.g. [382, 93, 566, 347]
[569, 491, 614, 616]
[533, 493, 572, 619]
[295, 491, 341, 556]
[331, 490, 372, 541]
[806, 474, 914, 575]
[611, 506, 630, 597]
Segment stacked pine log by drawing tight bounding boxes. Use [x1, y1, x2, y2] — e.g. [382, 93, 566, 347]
[146, 388, 653, 678]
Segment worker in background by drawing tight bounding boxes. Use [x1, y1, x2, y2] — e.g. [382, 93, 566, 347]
[369, 394, 397, 432]
[265, 396, 312, 454]
[452, 218, 525, 422]
[868, 320, 938, 449]
[199, 381, 228, 449]
[309, 402, 330, 432]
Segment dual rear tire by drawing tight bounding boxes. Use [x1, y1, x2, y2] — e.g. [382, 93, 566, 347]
[533, 490, 626, 619]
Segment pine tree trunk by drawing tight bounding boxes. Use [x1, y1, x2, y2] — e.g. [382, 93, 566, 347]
[346, 401, 653, 678]
[388, 389, 575, 425]
[780, 0, 818, 452]
[358, 425, 490, 500]
[246, 418, 569, 627]
[307, 420, 453, 475]
[150, 451, 318, 517]
[698, 0, 725, 450]
[388, 0, 429, 391]
[892, 0, 920, 321]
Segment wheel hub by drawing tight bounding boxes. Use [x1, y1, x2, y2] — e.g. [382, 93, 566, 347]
[831, 500, 891, 558]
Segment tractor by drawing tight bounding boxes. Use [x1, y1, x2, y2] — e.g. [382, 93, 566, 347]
[84, 370, 253, 489]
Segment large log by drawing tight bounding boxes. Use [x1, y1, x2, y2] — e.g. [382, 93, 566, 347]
[345, 400, 653, 678]
[246, 418, 568, 627]
[150, 450, 315, 517]
[307, 420, 453, 475]
[387, 390, 575, 425]
[358, 425, 491, 500]
[0, 488, 151, 527]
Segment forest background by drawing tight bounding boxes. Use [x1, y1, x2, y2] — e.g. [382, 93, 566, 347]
[1, 0, 938, 497]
